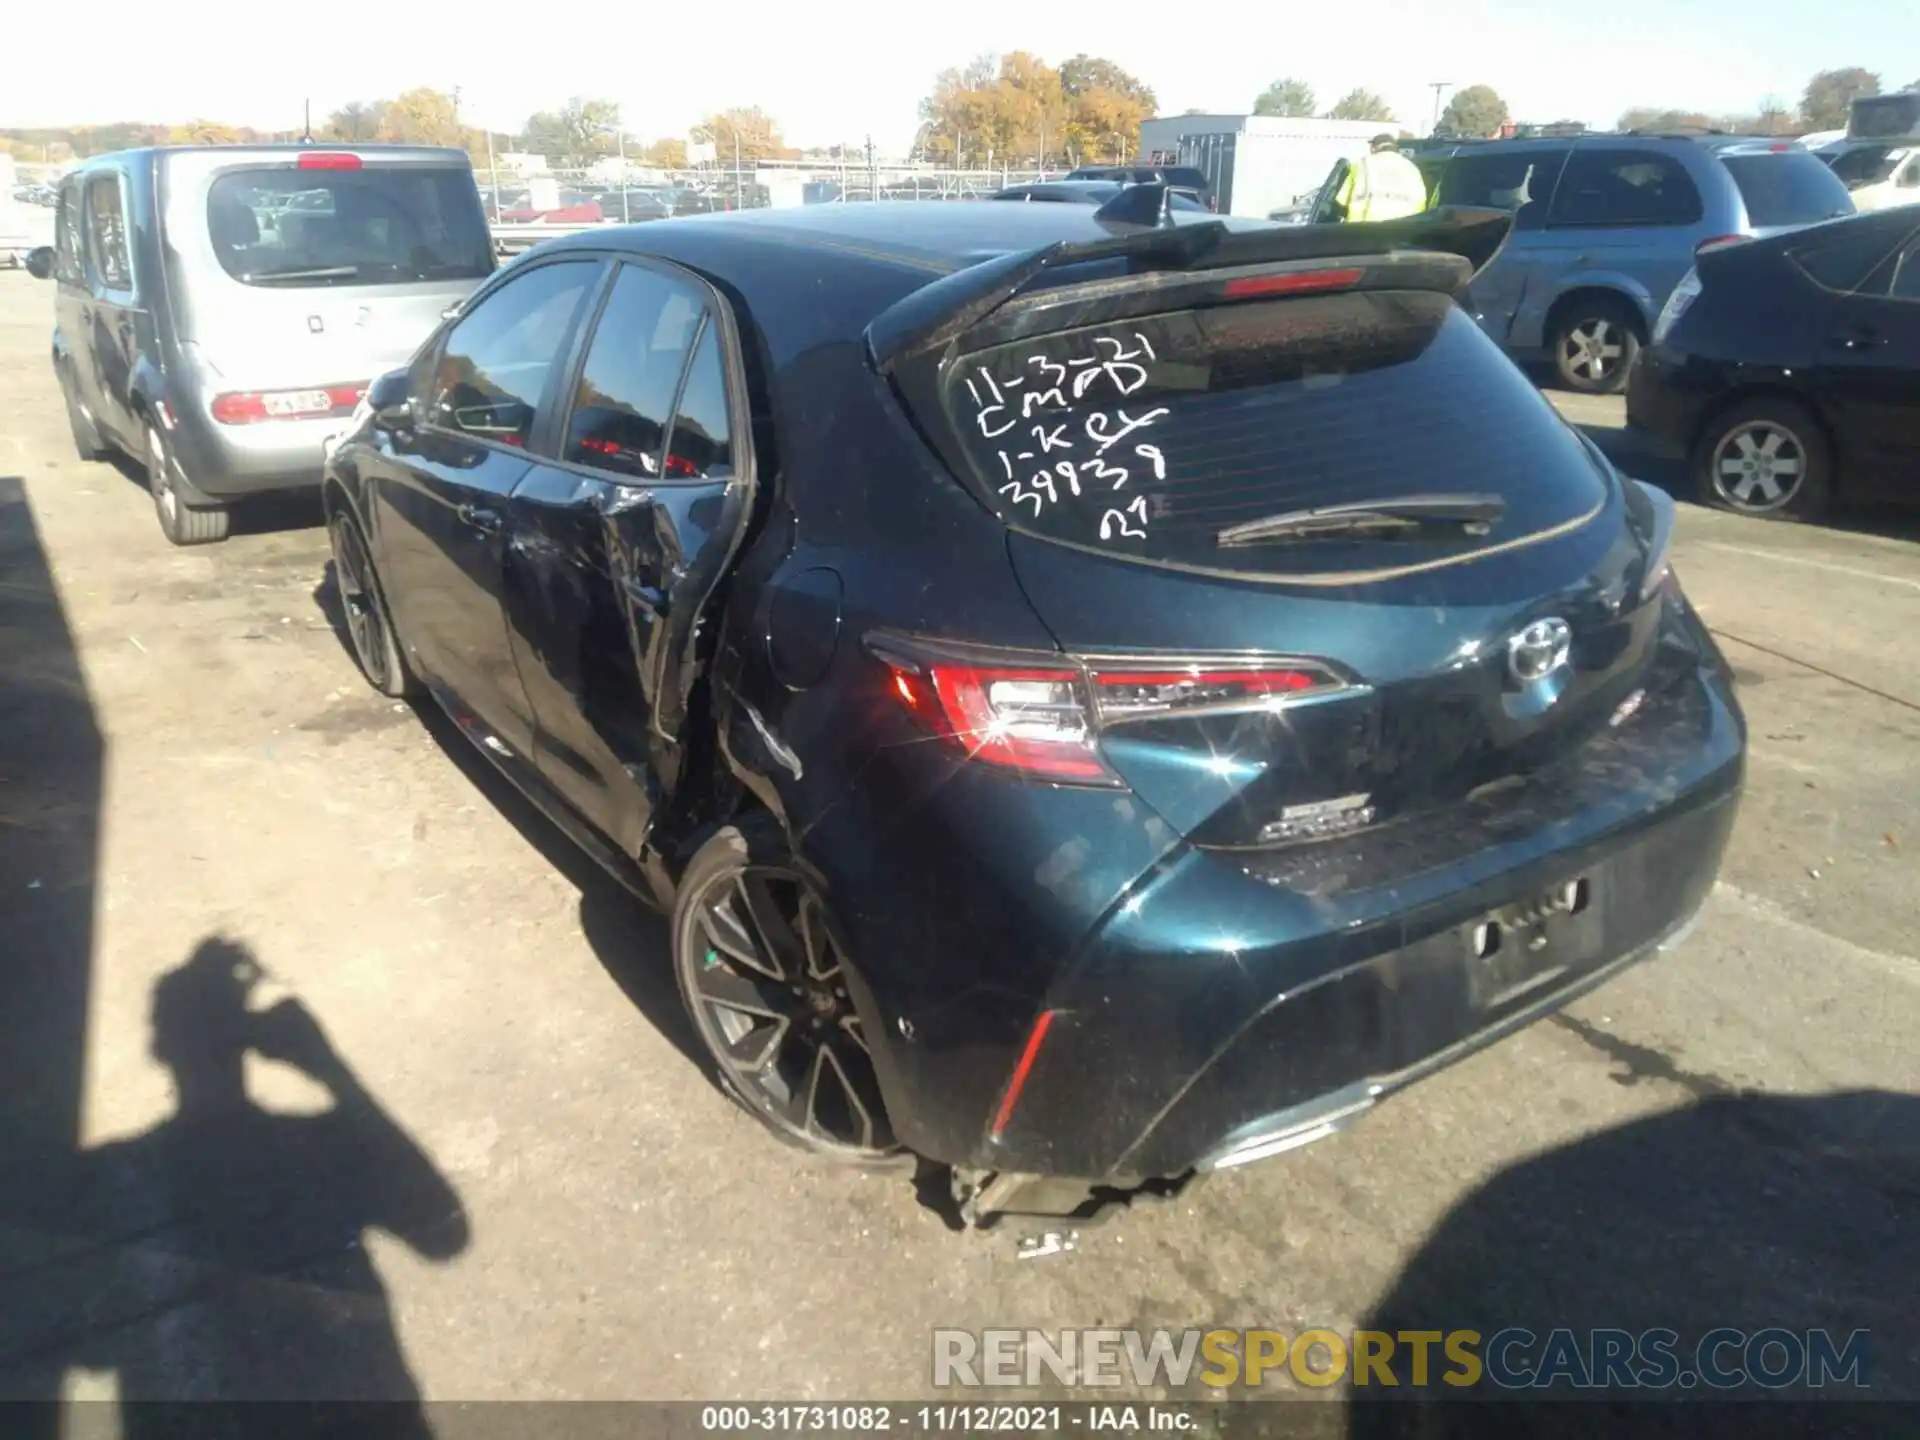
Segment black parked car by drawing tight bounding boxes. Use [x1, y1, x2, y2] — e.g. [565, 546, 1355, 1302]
[1064, 164, 1215, 211]
[990, 180, 1208, 211]
[322, 198, 1744, 1225]
[1627, 208, 1920, 520]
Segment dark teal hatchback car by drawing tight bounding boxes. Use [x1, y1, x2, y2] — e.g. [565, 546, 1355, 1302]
[319, 194, 1745, 1225]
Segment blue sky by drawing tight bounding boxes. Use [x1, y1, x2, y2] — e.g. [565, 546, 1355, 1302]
[6, 0, 1916, 153]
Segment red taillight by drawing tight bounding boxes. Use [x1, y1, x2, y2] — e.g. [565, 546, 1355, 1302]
[881, 649, 1340, 784]
[990, 1009, 1057, 1139]
[298, 152, 362, 171]
[210, 383, 366, 425]
[1224, 267, 1365, 299]
[1695, 234, 1748, 256]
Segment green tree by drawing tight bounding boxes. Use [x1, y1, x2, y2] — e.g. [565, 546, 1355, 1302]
[1327, 88, 1394, 122]
[643, 138, 689, 168]
[1437, 84, 1509, 137]
[1253, 78, 1316, 118]
[522, 97, 621, 165]
[1801, 67, 1879, 130]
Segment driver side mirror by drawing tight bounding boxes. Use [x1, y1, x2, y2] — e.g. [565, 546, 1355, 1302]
[367, 367, 414, 431]
[24, 247, 54, 281]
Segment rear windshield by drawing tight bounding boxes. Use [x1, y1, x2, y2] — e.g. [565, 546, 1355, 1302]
[207, 166, 492, 287]
[1718, 152, 1853, 227]
[941, 290, 1608, 577]
[1825, 145, 1904, 189]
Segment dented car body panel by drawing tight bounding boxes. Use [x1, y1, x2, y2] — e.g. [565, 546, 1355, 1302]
[324, 203, 1745, 1191]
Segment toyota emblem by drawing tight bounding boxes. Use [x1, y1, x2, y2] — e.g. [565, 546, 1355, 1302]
[1507, 617, 1572, 685]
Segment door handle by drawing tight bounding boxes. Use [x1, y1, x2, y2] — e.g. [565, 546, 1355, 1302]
[457, 503, 503, 535]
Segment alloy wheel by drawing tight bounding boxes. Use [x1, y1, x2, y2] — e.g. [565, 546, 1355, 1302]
[1711, 420, 1805, 514]
[1560, 318, 1624, 385]
[684, 865, 893, 1156]
[331, 518, 393, 691]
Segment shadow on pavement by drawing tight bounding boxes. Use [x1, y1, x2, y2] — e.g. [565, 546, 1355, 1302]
[1343, 1089, 1918, 1437]
[0, 474, 100, 1434]
[2, 479, 465, 1432]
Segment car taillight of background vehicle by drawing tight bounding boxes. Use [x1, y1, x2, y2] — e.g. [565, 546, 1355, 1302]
[211, 384, 367, 424]
[881, 651, 1343, 783]
[1653, 269, 1703, 344]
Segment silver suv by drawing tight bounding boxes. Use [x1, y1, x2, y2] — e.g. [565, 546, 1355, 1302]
[27, 145, 493, 544]
[1309, 134, 1855, 392]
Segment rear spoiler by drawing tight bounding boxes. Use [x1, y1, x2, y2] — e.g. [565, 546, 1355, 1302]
[866, 202, 1514, 374]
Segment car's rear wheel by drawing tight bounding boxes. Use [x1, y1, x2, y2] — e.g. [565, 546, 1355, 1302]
[61, 366, 108, 461]
[146, 422, 230, 546]
[1552, 300, 1642, 394]
[672, 817, 901, 1166]
[1697, 398, 1831, 522]
[328, 508, 418, 699]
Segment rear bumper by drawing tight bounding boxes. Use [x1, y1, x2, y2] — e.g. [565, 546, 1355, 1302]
[971, 640, 1744, 1182]
[163, 404, 342, 500]
[1624, 346, 1709, 461]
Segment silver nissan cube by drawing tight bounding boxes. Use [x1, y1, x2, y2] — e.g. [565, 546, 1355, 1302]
[27, 145, 494, 544]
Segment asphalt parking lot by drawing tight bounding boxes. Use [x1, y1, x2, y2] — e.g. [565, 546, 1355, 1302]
[1, 266, 1916, 1414]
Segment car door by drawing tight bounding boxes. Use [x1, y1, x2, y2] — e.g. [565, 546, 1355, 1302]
[76, 168, 142, 450]
[1519, 147, 1704, 348]
[1430, 146, 1571, 347]
[368, 254, 603, 758]
[1813, 229, 1920, 495]
[502, 258, 754, 859]
[52, 179, 90, 399]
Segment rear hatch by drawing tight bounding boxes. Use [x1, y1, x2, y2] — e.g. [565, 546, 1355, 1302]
[877, 219, 1677, 853]
[162, 148, 493, 402]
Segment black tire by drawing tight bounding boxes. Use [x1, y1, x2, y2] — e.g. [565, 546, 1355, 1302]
[1694, 397, 1832, 522]
[61, 366, 109, 461]
[1551, 298, 1643, 395]
[328, 508, 420, 699]
[671, 815, 903, 1167]
[145, 422, 230, 546]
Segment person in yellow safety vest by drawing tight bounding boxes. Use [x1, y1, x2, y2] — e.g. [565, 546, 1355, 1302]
[1334, 134, 1430, 222]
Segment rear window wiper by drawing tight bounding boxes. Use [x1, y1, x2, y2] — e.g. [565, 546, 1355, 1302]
[245, 265, 363, 283]
[1216, 493, 1507, 547]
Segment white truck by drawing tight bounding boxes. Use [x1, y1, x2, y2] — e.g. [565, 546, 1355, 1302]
[1811, 91, 1920, 214]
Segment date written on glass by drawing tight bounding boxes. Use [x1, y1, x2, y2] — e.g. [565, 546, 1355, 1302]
[962, 333, 1172, 546]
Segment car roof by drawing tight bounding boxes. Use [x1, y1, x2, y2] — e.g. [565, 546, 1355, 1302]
[532, 201, 1269, 369]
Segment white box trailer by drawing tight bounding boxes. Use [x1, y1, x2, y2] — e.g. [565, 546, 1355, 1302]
[1139, 113, 1388, 219]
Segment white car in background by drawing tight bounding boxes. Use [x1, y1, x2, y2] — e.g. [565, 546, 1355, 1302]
[1815, 139, 1920, 211]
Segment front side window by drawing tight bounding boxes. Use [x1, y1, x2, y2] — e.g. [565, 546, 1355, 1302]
[84, 174, 131, 291]
[207, 166, 492, 288]
[1549, 150, 1703, 227]
[54, 183, 84, 283]
[427, 260, 598, 448]
[562, 264, 704, 480]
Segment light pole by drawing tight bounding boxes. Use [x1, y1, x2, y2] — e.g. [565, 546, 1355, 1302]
[1429, 82, 1451, 136]
[596, 120, 630, 222]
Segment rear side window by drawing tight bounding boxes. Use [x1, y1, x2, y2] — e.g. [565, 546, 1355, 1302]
[562, 264, 704, 479]
[427, 259, 597, 448]
[207, 166, 491, 287]
[1719, 152, 1853, 227]
[1894, 247, 1920, 301]
[1436, 148, 1568, 220]
[84, 174, 131, 290]
[1789, 223, 1909, 293]
[939, 290, 1606, 577]
[1550, 150, 1702, 227]
[665, 324, 734, 479]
